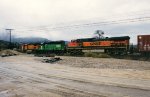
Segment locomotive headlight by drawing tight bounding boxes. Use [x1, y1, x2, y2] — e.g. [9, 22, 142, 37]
[139, 36, 142, 39]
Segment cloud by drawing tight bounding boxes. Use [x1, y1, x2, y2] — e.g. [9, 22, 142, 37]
[0, 0, 150, 44]
[0, 0, 150, 24]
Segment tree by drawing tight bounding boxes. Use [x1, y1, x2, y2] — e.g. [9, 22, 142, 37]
[94, 30, 104, 39]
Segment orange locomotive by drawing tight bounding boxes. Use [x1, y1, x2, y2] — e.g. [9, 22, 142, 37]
[21, 43, 40, 52]
[67, 36, 130, 55]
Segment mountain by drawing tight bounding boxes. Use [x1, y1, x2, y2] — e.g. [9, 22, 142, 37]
[0, 37, 51, 49]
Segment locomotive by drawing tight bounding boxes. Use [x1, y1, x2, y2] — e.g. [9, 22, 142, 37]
[36, 41, 66, 55]
[67, 36, 130, 55]
[21, 43, 40, 53]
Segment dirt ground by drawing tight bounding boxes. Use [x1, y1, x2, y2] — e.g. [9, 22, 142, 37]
[0, 50, 21, 56]
[0, 54, 150, 97]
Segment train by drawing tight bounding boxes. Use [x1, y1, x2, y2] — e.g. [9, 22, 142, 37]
[21, 35, 150, 56]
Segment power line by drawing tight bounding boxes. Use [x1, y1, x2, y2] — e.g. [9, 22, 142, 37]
[3, 9, 150, 31]
[14, 16, 150, 32]
[3, 11, 150, 34]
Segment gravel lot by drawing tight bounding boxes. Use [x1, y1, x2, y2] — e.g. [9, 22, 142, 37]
[55, 56, 150, 79]
[0, 54, 150, 97]
[56, 56, 150, 70]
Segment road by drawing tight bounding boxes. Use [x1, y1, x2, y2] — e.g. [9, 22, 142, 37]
[0, 55, 150, 97]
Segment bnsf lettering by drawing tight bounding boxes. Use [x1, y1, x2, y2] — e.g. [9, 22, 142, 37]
[90, 42, 100, 46]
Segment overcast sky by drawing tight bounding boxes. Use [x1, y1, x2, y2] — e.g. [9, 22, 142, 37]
[0, 0, 150, 43]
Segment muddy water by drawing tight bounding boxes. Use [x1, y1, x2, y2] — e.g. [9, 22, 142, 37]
[0, 55, 150, 97]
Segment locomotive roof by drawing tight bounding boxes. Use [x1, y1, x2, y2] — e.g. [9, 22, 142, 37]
[74, 36, 130, 42]
[76, 38, 96, 42]
[22, 43, 41, 45]
[42, 40, 65, 44]
[108, 36, 130, 40]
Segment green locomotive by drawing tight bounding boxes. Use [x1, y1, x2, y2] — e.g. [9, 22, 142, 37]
[36, 41, 66, 55]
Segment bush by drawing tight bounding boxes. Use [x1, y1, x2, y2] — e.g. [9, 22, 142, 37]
[84, 52, 111, 58]
[84, 52, 97, 57]
[97, 53, 111, 58]
[63, 53, 71, 56]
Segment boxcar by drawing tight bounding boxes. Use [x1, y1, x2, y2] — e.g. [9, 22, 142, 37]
[138, 35, 150, 53]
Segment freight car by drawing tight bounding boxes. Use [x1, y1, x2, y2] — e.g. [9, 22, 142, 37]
[137, 35, 150, 56]
[36, 41, 66, 55]
[67, 36, 130, 55]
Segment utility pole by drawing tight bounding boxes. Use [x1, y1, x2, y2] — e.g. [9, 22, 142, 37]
[5, 29, 14, 49]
